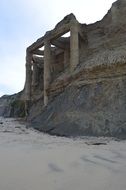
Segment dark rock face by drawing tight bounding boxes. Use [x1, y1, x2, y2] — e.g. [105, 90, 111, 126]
[0, 92, 25, 118]
[0, 95, 15, 117]
[30, 75, 126, 138]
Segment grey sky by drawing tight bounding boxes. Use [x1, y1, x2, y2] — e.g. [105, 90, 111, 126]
[0, 0, 116, 97]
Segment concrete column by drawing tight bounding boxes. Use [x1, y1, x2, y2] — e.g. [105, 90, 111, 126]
[64, 49, 70, 69]
[25, 53, 32, 116]
[70, 20, 79, 72]
[32, 62, 38, 87]
[25, 53, 32, 101]
[44, 40, 51, 106]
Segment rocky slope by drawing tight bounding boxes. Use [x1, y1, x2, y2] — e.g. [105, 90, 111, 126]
[28, 0, 126, 138]
[0, 91, 25, 118]
[30, 75, 126, 138]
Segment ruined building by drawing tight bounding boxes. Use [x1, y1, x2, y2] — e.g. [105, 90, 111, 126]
[25, 14, 87, 108]
[2, 0, 125, 138]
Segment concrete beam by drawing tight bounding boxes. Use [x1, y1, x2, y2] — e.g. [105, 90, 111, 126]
[33, 49, 44, 56]
[27, 24, 70, 53]
[27, 37, 44, 53]
[27, 14, 78, 53]
[51, 37, 70, 49]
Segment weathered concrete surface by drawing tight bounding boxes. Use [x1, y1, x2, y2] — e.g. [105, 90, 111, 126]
[27, 0, 126, 138]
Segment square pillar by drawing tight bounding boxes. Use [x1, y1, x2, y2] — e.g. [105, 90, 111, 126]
[25, 53, 32, 101]
[70, 20, 79, 72]
[64, 49, 70, 69]
[32, 61, 39, 88]
[44, 40, 51, 106]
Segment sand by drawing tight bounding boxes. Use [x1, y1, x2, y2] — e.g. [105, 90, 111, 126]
[0, 117, 126, 190]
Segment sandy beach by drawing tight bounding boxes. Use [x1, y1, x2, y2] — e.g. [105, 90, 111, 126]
[0, 117, 126, 190]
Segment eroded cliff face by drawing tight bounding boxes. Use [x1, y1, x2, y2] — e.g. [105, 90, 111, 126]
[30, 76, 126, 138]
[27, 0, 126, 138]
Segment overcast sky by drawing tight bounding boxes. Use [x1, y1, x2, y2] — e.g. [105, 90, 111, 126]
[0, 0, 116, 97]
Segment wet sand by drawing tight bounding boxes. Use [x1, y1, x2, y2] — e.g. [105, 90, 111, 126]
[0, 117, 126, 190]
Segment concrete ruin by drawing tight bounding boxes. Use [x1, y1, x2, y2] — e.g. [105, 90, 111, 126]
[1, 0, 125, 138]
[25, 14, 87, 110]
